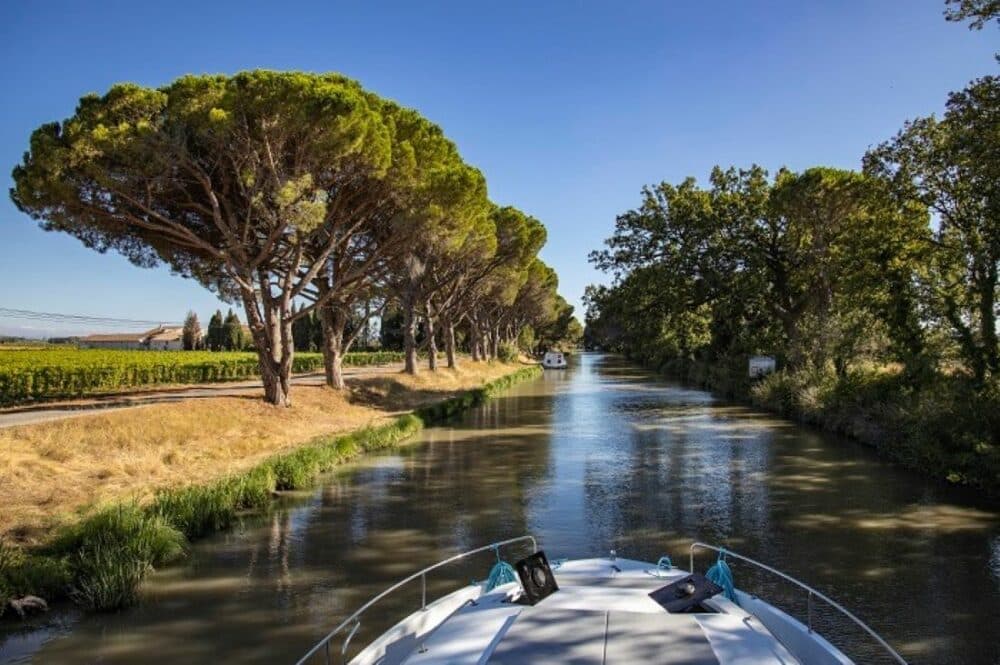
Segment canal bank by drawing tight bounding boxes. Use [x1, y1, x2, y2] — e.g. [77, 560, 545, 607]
[2, 354, 998, 664]
[0, 364, 541, 621]
[644, 355, 1000, 497]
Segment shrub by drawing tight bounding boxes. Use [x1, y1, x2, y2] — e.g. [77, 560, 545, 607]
[49, 504, 185, 611]
[497, 343, 518, 362]
[67, 542, 152, 611]
[750, 365, 1000, 494]
[0, 541, 71, 616]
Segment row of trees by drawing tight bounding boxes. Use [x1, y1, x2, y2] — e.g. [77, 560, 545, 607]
[586, 6, 998, 389]
[12, 71, 578, 405]
[182, 309, 247, 352]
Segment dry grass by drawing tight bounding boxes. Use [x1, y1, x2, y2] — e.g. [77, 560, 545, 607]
[0, 360, 523, 546]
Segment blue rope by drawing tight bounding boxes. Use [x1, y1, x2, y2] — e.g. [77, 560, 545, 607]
[656, 556, 673, 572]
[705, 549, 737, 603]
[485, 561, 517, 591]
[484, 546, 518, 592]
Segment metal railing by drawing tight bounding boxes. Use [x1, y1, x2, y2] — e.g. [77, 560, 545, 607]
[689, 542, 907, 665]
[295, 535, 537, 665]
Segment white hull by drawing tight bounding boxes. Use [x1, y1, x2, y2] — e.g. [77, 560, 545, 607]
[541, 351, 568, 369]
[347, 557, 854, 665]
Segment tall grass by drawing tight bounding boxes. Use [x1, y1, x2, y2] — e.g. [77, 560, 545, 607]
[43, 504, 186, 611]
[0, 364, 541, 615]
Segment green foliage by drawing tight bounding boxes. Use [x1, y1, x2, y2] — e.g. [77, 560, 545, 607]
[380, 308, 405, 351]
[152, 484, 240, 539]
[9, 70, 524, 406]
[944, 0, 1000, 29]
[496, 342, 518, 362]
[222, 309, 244, 351]
[864, 76, 1000, 384]
[206, 310, 225, 351]
[751, 368, 1000, 492]
[292, 305, 317, 352]
[589, 164, 931, 372]
[66, 545, 150, 612]
[0, 348, 405, 405]
[49, 504, 186, 566]
[533, 296, 582, 352]
[0, 540, 70, 614]
[182, 311, 201, 351]
[481, 366, 543, 398]
[47, 504, 185, 611]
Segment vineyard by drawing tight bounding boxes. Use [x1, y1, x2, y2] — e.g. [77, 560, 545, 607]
[0, 348, 404, 405]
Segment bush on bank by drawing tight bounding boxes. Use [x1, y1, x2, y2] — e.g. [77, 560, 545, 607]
[750, 367, 1000, 492]
[0, 365, 541, 616]
[650, 353, 1000, 496]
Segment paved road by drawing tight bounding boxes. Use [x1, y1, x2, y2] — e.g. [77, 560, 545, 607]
[0, 364, 402, 429]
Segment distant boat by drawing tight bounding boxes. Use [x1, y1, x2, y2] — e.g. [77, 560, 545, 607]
[297, 536, 907, 664]
[542, 351, 568, 369]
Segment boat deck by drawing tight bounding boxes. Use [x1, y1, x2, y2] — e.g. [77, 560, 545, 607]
[398, 558, 798, 664]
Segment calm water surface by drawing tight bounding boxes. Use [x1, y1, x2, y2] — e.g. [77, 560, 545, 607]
[2, 353, 998, 664]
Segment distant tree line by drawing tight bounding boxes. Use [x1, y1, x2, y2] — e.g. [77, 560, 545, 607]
[12, 71, 580, 405]
[586, 78, 998, 388]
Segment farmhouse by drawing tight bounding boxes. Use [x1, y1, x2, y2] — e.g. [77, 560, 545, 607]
[80, 326, 193, 351]
[145, 327, 186, 350]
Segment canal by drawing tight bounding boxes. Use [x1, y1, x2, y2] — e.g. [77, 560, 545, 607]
[2, 353, 998, 664]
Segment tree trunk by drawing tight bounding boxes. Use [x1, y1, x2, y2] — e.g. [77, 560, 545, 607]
[980, 259, 999, 377]
[362, 299, 371, 351]
[279, 319, 293, 401]
[445, 317, 458, 369]
[320, 305, 347, 390]
[240, 281, 292, 407]
[259, 356, 290, 407]
[426, 300, 438, 371]
[403, 293, 419, 374]
[491, 326, 500, 359]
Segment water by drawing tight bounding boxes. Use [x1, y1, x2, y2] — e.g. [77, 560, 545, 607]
[2, 353, 998, 664]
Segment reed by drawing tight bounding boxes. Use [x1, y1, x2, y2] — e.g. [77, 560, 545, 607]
[45, 504, 186, 611]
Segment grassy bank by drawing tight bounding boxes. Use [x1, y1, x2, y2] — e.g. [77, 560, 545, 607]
[0, 364, 541, 616]
[749, 367, 1000, 494]
[650, 355, 1000, 496]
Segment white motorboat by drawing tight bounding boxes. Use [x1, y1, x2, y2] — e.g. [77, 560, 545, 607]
[542, 351, 568, 369]
[296, 536, 906, 664]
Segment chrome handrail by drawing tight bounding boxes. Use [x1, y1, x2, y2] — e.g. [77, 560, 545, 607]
[295, 534, 537, 665]
[689, 542, 907, 665]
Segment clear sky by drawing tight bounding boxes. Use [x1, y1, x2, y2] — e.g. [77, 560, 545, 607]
[0, 1, 996, 337]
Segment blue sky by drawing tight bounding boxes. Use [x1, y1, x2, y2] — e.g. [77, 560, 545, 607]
[0, 1, 995, 337]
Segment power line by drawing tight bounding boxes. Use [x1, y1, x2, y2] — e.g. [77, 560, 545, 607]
[0, 307, 182, 327]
